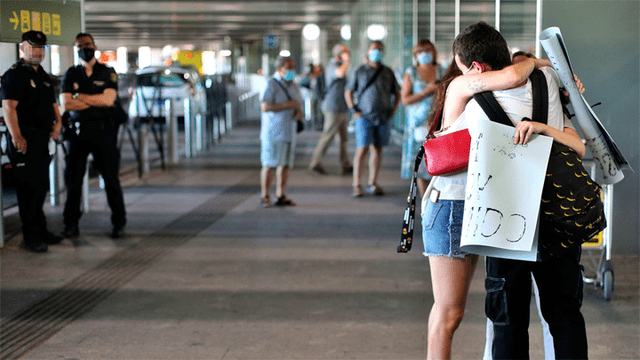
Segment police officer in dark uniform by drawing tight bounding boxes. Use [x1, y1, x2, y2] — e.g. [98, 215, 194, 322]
[61, 33, 126, 239]
[1, 31, 63, 253]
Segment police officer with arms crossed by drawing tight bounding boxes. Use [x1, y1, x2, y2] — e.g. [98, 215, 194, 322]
[1, 31, 63, 253]
[61, 33, 126, 239]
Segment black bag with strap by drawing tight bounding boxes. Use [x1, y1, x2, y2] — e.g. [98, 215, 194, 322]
[355, 65, 388, 126]
[473, 69, 606, 258]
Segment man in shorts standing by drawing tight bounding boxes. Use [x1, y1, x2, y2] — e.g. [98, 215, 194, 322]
[345, 41, 400, 197]
[259, 56, 303, 208]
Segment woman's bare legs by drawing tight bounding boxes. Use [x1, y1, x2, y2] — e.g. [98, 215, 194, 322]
[427, 255, 479, 360]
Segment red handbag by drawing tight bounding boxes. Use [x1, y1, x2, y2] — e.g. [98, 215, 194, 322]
[422, 110, 471, 176]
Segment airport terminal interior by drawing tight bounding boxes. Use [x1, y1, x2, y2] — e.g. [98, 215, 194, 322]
[0, 0, 638, 359]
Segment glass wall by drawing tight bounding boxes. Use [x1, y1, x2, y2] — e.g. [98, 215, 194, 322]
[344, 0, 538, 131]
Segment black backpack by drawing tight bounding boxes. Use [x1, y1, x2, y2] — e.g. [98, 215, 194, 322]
[473, 69, 606, 259]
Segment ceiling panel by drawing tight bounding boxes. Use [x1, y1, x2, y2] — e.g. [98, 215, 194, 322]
[84, 0, 358, 49]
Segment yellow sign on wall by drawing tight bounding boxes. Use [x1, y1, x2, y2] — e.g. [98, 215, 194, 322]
[175, 50, 204, 74]
[1, 1, 81, 45]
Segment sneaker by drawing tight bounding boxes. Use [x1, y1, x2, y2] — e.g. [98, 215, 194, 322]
[62, 225, 80, 238]
[261, 196, 272, 208]
[352, 185, 363, 198]
[309, 165, 327, 175]
[342, 166, 354, 175]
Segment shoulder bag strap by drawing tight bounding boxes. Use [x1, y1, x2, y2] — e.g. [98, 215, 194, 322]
[398, 145, 425, 253]
[473, 91, 514, 127]
[398, 108, 443, 253]
[272, 78, 292, 100]
[529, 68, 549, 124]
[356, 65, 385, 106]
[472, 69, 549, 128]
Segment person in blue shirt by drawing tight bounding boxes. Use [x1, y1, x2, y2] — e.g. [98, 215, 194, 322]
[345, 41, 400, 197]
[400, 39, 442, 195]
[260, 56, 303, 208]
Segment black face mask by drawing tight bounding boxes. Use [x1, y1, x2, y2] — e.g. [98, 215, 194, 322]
[78, 48, 95, 62]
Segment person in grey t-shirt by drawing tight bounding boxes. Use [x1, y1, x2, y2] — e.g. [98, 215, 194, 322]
[345, 41, 400, 197]
[308, 44, 353, 175]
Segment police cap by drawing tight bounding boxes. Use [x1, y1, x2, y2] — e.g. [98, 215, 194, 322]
[22, 31, 47, 46]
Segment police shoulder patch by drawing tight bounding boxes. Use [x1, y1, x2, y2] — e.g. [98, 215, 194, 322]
[110, 73, 118, 83]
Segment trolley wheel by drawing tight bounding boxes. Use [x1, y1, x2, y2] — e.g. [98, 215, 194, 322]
[603, 269, 614, 301]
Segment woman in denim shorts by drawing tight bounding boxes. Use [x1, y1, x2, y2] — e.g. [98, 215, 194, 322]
[419, 55, 552, 359]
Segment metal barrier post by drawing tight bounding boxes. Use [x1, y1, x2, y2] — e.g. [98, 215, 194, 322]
[139, 121, 150, 175]
[81, 154, 92, 214]
[165, 99, 178, 164]
[213, 112, 220, 141]
[226, 101, 233, 130]
[49, 142, 64, 206]
[184, 98, 193, 158]
[196, 113, 203, 151]
[218, 112, 225, 137]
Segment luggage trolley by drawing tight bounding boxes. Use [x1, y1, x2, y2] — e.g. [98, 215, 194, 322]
[581, 160, 615, 301]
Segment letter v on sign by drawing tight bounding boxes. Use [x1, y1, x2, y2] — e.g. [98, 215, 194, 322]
[10, 11, 19, 30]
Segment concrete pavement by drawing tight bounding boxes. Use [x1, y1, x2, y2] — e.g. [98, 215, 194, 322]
[1, 124, 638, 359]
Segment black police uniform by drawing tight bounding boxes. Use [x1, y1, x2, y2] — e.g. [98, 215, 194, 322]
[61, 63, 126, 231]
[1, 60, 57, 247]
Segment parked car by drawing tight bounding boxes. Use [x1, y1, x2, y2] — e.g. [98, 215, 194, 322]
[128, 66, 206, 124]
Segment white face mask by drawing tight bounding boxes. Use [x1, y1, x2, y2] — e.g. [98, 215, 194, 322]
[463, 65, 475, 75]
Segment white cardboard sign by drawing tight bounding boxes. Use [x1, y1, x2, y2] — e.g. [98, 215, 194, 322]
[460, 120, 552, 261]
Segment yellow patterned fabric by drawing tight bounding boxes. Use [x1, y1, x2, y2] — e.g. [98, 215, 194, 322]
[538, 142, 606, 259]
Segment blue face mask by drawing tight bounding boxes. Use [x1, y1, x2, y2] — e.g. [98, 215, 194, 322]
[368, 49, 383, 63]
[417, 52, 433, 65]
[284, 70, 296, 82]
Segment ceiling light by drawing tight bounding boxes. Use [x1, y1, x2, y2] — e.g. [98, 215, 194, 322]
[340, 25, 351, 41]
[279, 50, 291, 57]
[367, 24, 386, 41]
[302, 23, 320, 41]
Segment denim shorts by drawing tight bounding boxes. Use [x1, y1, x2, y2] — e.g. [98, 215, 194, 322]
[261, 140, 293, 167]
[355, 117, 390, 148]
[422, 199, 469, 258]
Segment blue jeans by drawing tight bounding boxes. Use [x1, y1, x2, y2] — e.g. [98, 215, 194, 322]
[355, 116, 390, 148]
[422, 199, 469, 259]
[485, 246, 588, 359]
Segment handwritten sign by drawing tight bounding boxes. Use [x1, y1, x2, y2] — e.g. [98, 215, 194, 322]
[460, 120, 552, 261]
[0, 1, 81, 45]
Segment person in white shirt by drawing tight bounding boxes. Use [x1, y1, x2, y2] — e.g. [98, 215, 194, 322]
[447, 22, 588, 360]
[419, 32, 560, 359]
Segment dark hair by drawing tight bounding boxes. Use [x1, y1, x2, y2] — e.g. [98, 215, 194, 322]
[452, 22, 511, 71]
[512, 51, 535, 59]
[414, 39, 437, 65]
[369, 40, 384, 50]
[426, 60, 462, 129]
[75, 33, 95, 44]
[274, 56, 293, 69]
